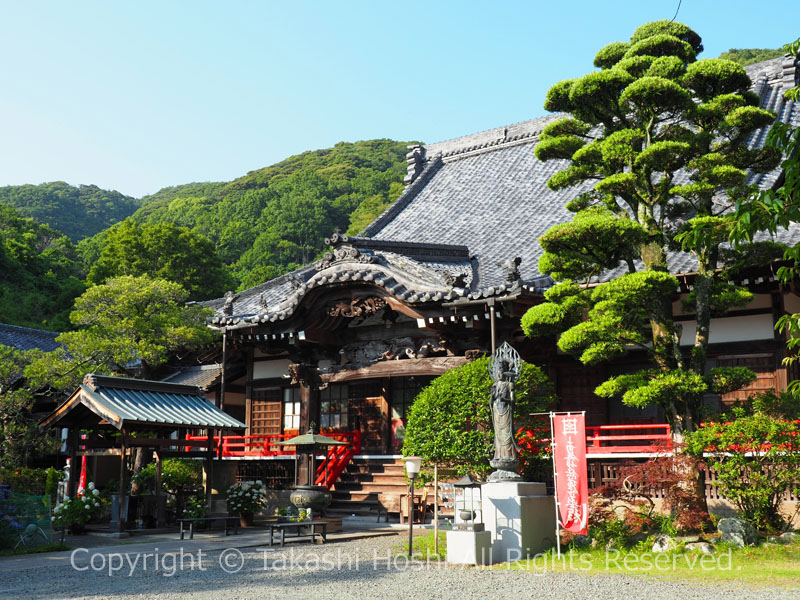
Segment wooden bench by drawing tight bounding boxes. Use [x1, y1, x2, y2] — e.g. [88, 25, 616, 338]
[178, 514, 239, 540]
[267, 520, 327, 547]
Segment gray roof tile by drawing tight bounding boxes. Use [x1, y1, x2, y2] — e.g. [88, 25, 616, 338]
[0, 323, 60, 352]
[211, 57, 800, 320]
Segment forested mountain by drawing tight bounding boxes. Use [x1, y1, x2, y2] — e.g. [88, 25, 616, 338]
[0, 182, 141, 241]
[122, 139, 412, 290]
[718, 47, 784, 66]
[0, 205, 84, 330]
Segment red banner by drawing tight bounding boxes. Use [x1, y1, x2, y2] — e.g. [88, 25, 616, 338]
[552, 413, 588, 534]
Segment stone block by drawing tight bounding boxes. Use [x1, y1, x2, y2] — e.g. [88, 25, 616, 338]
[481, 481, 555, 563]
[446, 529, 493, 565]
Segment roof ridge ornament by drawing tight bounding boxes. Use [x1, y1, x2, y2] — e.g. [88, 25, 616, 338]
[317, 235, 378, 271]
[222, 291, 239, 316]
[404, 144, 426, 185]
[499, 257, 522, 288]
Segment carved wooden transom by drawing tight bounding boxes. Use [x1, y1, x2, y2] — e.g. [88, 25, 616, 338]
[327, 297, 387, 318]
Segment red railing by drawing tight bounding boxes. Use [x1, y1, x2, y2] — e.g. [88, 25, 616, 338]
[185, 431, 362, 458]
[315, 430, 361, 489]
[520, 423, 672, 455]
[585, 424, 672, 453]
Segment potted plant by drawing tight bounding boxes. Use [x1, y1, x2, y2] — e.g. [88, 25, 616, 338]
[226, 480, 267, 526]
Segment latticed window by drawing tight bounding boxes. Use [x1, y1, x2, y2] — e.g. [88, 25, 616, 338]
[320, 384, 348, 429]
[283, 388, 301, 430]
[390, 376, 433, 421]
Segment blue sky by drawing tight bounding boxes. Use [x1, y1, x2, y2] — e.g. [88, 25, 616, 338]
[0, 1, 796, 198]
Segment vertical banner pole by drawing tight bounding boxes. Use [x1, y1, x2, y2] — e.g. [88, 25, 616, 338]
[549, 411, 561, 557]
[433, 464, 439, 556]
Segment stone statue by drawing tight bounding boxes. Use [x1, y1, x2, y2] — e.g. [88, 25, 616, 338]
[488, 343, 522, 482]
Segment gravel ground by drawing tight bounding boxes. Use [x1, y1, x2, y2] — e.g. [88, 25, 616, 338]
[1, 533, 798, 600]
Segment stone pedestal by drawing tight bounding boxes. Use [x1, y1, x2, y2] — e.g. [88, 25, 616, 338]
[481, 481, 556, 563]
[446, 529, 493, 565]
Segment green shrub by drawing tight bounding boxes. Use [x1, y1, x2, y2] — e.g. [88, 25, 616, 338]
[131, 459, 202, 496]
[402, 357, 555, 479]
[687, 409, 800, 531]
[52, 482, 105, 531]
[0, 468, 50, 495]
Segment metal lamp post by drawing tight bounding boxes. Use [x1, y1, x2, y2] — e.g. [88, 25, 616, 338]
[403, 456, 422, 558]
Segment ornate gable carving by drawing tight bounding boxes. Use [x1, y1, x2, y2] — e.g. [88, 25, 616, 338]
[328, 297, 387, 318]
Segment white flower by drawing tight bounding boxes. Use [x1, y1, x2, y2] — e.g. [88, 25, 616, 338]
[87, 482, 95, 490]
[92, 489, 100, 496]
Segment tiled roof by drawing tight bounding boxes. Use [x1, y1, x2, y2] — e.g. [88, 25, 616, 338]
[209, 56, 799, 322]
[0, 323, 60, 352]
[41, 374, 246, 430]
[162, 364, 223, 390]
[365, 56, 800, 285]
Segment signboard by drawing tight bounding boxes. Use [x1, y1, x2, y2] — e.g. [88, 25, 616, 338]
[552, 413, 588, 535]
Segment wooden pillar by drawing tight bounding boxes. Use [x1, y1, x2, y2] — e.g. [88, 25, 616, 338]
[118, 431, 127, 533]
[154, 450, 165, 528]
[66, 428, 79, 498]
[245, 348, 254, 433]
[205, 428, 215, 506]
[381, 378, 391, 454]
[299, 375, 319, 432]
[488, 299, 497, 354]
[219, 328, 227, 410]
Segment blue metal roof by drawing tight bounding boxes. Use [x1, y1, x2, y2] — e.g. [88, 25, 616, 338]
[41, 374, 246, 430]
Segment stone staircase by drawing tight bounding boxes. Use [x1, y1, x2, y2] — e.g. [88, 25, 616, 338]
[325, 457, 407, 519]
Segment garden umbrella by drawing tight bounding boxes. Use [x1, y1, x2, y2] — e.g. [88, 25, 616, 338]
[274, 425, 349, 486]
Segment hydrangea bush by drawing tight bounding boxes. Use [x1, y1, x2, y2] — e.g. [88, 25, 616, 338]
[52, 482, 104, 531]
[0, 484, 23, 548]
[226, 480, 266, 516]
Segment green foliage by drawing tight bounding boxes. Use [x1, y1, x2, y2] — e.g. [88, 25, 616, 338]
[734, 389, 800, 419]
[687, 411, 800, 531]
[86, 219, 235, 300]
[108, 140, 412, 291]
[537, 208, 647, 281]
[131, 458, 203, 496]
[717, 48, 785, 66]
[182, 495, 209, 519]
[24, 275, 216, 391]
[629, 20, 703, 54]
[0, 467, 52, 494]
[52, 482, 105, 530]
[0, 346, 61, 467]
[593, 41, 629, 69]
[0, 204, 85, 331]
[705, 367, 758, 395]
[529, 20, 775, 438]
[0, 182, 140, 242]
[44, 468, 62, 505]
[402, 357, 555, 479]
[226, 480, 267, 516]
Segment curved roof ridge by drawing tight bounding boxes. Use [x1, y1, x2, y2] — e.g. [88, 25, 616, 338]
[424, 114, 564, 160]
